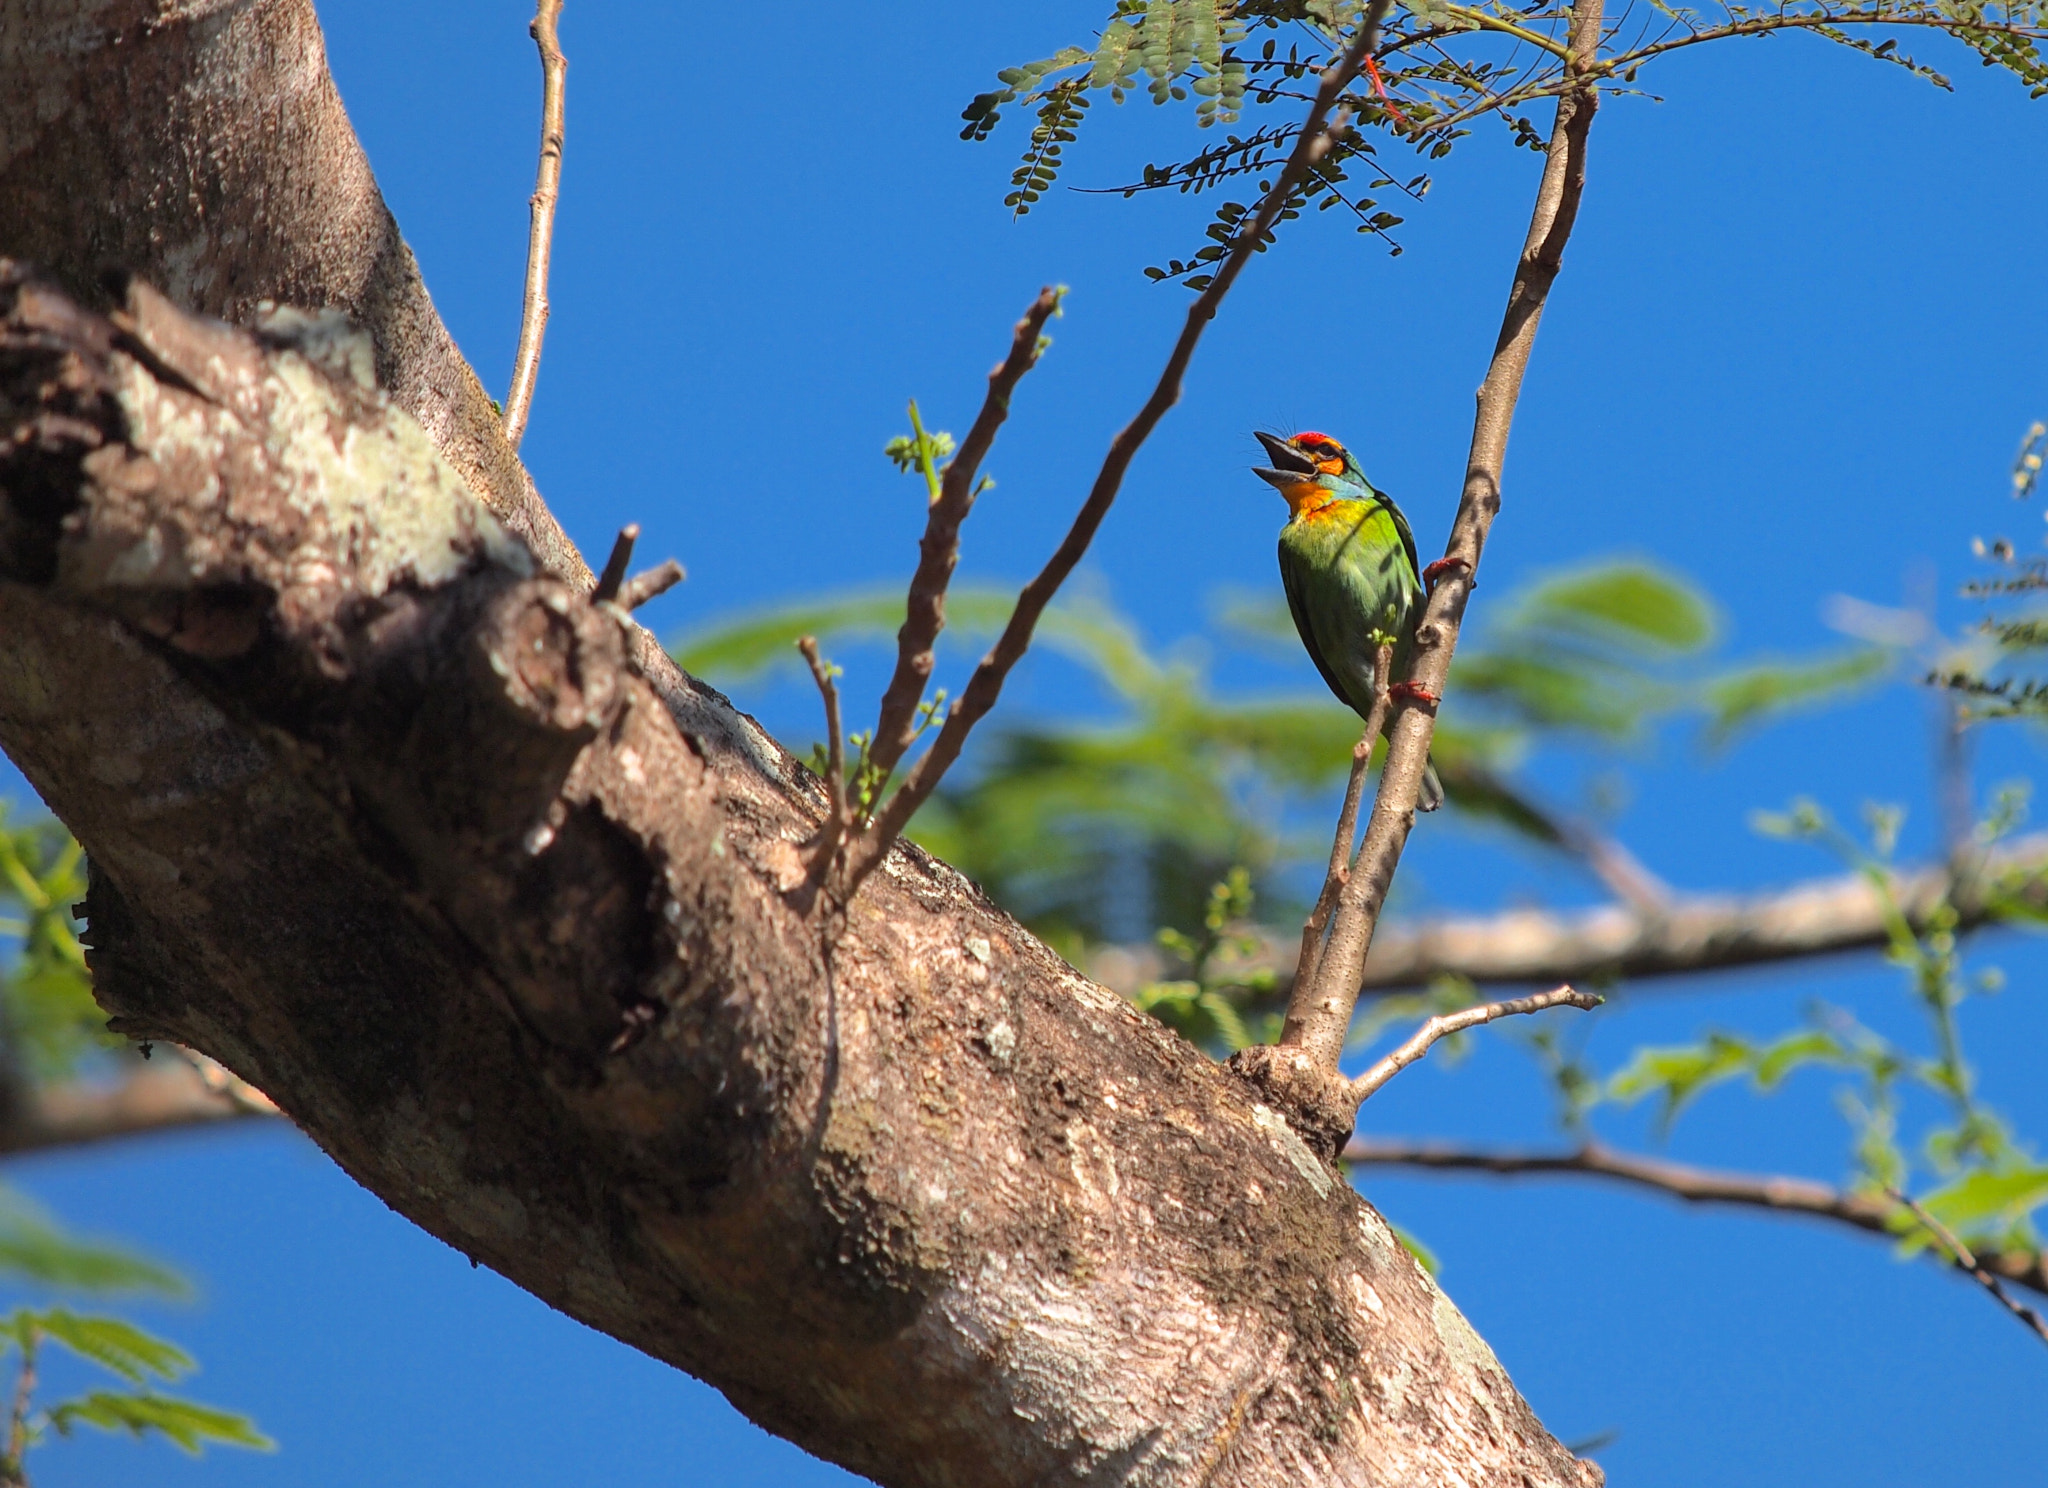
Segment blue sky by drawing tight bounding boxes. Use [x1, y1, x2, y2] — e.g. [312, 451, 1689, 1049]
[12, 2, 2048, 1483]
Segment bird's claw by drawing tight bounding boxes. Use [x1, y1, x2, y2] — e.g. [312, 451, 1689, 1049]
[1388, 681, 1440, 709]
[1422, 556, 1472, 593]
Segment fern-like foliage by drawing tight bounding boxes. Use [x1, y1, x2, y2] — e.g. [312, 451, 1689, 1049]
[1931, 421, 2048, 716]
[967, 0, 2048, 281]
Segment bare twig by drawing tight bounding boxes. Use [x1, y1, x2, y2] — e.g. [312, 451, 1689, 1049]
[838, 1, 1399, 898]
[591, 524, 683, 610]
[1461, 763, 1672, 913]
[1284, 0, 1605, 1070]
[593, 522, 637, 604]
[1889, 1187, 2048, 1346]
[1342, 1136, 2048, 1301]
[174, 1048, 280, 1117]
[616, 559, 685, 611]
[1294, 645, 1393, 1003]
[1564, 820, 1672, 915]
[863, 289, 1065, 796]
[1610, 8, 2048, 73]
[799, 636, 852, 875]
[1351, 986, 1600, 1102]
[502, 0, 567, 451]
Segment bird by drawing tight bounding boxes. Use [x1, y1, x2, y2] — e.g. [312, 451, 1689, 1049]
[1253, 428, 1448, 813]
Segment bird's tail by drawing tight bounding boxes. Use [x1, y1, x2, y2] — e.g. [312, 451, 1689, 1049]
[1418, 758, 1445, 813]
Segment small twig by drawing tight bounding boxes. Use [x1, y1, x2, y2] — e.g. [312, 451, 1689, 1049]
[1888, 1187, 2048, 1347]
[1461, 763, 1671, 913]
[798, 637, 851, 875]
[1351, 986, 1600, 1103]
[1283, 0, 1605, 1072]
[176, 1047, 279, 1117]
[1565, 822, 1672, 916]
[1610, 9, 2048, 73]
[1294, 643, 1393, 999]
[863, 288, 1064, 799]
[591, 523, 683, 610]
[502, 0, 567, 451]
[593, 522, 637, 604]
[615, 559, 685, 612]
[836, 0, 1397, 899]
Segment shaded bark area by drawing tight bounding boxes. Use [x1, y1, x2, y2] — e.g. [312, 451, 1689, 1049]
[0, 267, 1598, 1487]
[0, 3, 1602, 1482]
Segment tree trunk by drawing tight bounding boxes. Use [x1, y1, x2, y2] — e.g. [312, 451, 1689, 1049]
[0, 4, 1600, 1484]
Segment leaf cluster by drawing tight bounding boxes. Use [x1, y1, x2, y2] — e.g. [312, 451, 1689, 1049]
[1450, 559, 1887, 750]
[0, 1307, 269, 1468]
[1564, 796, 2048, 1253]
[674, 554, 1876, 956]
[0, 807, 268, 1479]
[0, 807, 106, 1082]
[967, 0, 2048, 288]
[0, 1186, 268, 1481]
[1131, 867, 1282, 1050]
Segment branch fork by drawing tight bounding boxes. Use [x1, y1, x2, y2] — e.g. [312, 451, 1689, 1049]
[797, 5, 1405, 909]
[591, 522, 685, 612]
[1237, 0, 1607, 1149]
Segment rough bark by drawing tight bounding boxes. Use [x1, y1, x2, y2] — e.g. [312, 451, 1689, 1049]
[0, 262, 1598, 1488]
[0, 0, 585, 584]
[0, 4, 1601, 1483]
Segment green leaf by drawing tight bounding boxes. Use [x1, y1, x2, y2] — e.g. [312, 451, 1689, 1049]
[1607, 1033, 1755, 1133]
[1752, 1028, 1846, 1089]
[1701, 650, 1889, 743]
[668, 588, 1016, 683]
[1915, 1165, 2048, 1237]
[0, 1205, 187, 1298]
[47, 1390, 272, 1455]
[34, 1309, 192, 1384]
[1514, 562, 1716, 654]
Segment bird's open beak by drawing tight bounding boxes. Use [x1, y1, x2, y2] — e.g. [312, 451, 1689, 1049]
[1253, 430, 1318, 490]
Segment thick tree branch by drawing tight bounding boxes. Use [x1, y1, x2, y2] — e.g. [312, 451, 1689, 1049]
[1345, 1137, 2048, 1301]
[1083, 830, 2048, 1006]
[838, 3, 1401, 897]
[0, 0, 590, 588]
[502, 0, 568, 451]
[0, 260, 1598, 1487]
[0, 1060, 273, 1158]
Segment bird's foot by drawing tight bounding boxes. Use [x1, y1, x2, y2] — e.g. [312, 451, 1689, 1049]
[1388, 681, 1440, 710]
[1422, 555, 1472, 593]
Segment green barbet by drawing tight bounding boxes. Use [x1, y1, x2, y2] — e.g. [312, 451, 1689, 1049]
[1253, 429, 1447, 812]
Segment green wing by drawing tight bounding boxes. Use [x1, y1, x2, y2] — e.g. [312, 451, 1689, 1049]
[1278, 537, 1356, 714]
[1379, 488, 1422, 584]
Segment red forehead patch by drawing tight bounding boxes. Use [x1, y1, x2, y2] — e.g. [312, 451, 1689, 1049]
[1295, 430, 1330, 446]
